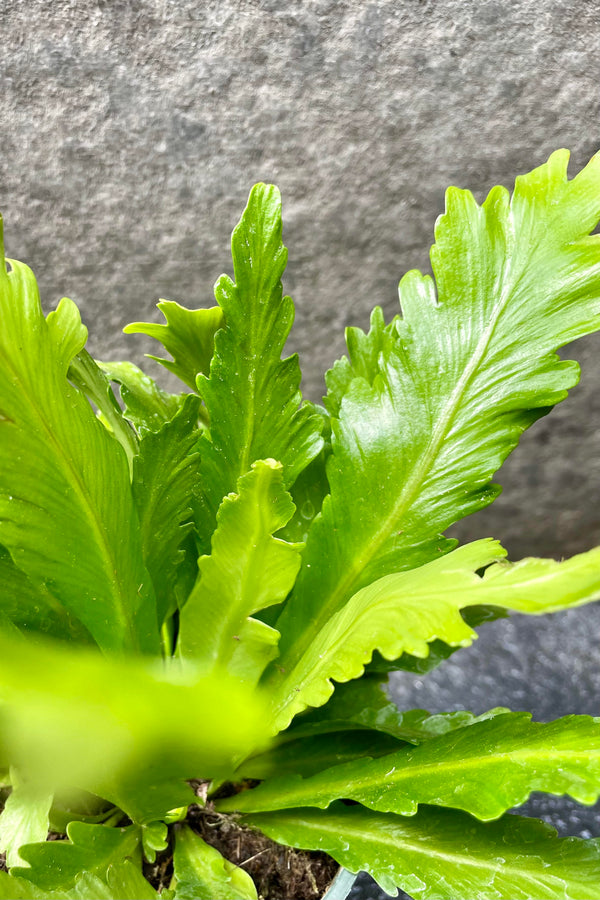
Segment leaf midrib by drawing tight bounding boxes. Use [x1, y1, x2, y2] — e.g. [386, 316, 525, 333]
[231, 222, 268, 482]
[325, 301, 509, 628]
[284, 814, 591, 891]
[215, 488, 266, 665]
[1, 338, 136, 648]
[279, 238, 529, 680]
[276, 745, 600, 806]
[272, 551, 600, 723]
[357, 824, 585, 889]
[271, 558, 475, 722]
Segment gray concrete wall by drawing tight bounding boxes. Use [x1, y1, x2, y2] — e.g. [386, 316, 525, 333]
[2, 0, 599, 561]
[1, 0, 600, 864]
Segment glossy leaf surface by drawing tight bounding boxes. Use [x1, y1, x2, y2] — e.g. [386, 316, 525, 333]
[171, 825, 257, 900]
[0, 546, 93, 645]
[13, 822, 141, 891]
[194, 184, 323, 549]
[247, 804, 600, 899]
[269, 540, 600, 728]
[272, 151, 600, 698]
[178, 459, 301, 682]
[0, 249, 158, 653]
[368, 605, 509, 676]
[100, 360, 186, 434]
[102, 860, 158, 899]
[132, 394, 201, 625]
[0, 870, 122, 899]
[67, 349, 138, 472]
[125, 300, 224, 391]
[141, 821, 168, 864]
[11, 832, 158, 898]
[226, 712, 600, 820]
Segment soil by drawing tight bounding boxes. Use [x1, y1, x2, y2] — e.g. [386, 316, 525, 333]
[187, 802, 339, 900]
[143, 801, 339, 899]
[1, 792, 340, 900]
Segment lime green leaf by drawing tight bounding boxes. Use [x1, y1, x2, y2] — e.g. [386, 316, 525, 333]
[100, 360, 187, 434]
[141, 821, 168, 864]
[45, 295, 88, 369]
[0, 631, 268, 823]
[105, 860, 158, 899]
[0, 546, 94, 644]
[67, 349, 138, 471]
[133, 394, 201, 625]
[178, 460, 302, 683]
[0, 250, 158, 653]
[246, 804, 600, 899]
[367, 605, 509, 676]
[226, 712, 600, 821]
[0, 770, 52, 867]
[385, 706, 512, 742]
[324, 305, 399, 418]
[273, 151, 600, 694]
[268, 540, 600, 728]
[194, 184, 323, 550]
[225, 616, 281, 685]
[125, 300, 224, 391]
[171, 825, 257, 900]
[0, 870, 117, 899]
[13, 822, 141, 891]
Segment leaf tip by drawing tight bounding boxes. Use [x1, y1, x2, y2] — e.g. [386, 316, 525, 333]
[248, 181, 282, 205]
[243, 183, 284, 234]
[253, 457, 283, 473]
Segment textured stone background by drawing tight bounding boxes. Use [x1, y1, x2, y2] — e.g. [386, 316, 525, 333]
[1, 1, 600, 894]
[1, 0, 599, 559]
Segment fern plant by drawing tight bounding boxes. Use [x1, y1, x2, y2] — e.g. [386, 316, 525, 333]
[1, 150, 600, 899]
